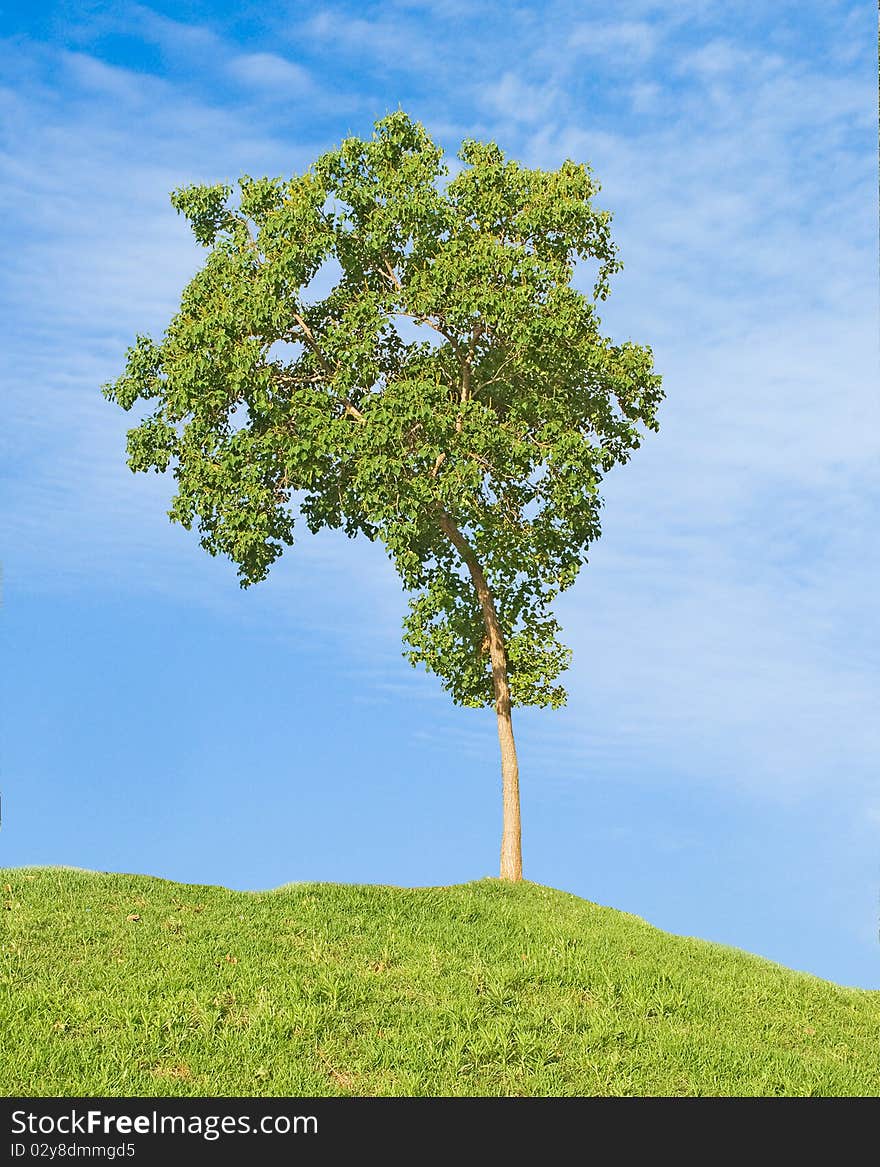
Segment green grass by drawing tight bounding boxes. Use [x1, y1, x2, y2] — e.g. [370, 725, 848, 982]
[1, 867, 878, 1096]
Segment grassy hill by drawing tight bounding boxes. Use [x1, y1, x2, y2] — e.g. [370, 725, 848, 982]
[1, 867, 877, 1096]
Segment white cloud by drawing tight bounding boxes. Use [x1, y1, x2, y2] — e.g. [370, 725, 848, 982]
[678, 38, 784, 77]
[228, 52, 311, 90]
[125, 3, 223, 57]
[479, 72, 561, 126]
[568, 19, 657, 62]
[303, 9, 430, 66]
[629, 81, 661, 114]
[61, 49, 167, 103]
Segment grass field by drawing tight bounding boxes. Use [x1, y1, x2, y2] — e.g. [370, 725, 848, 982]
[1, 867, 877, 1096]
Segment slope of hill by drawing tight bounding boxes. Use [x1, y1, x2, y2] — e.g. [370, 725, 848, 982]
[1, 868, 877, 1096]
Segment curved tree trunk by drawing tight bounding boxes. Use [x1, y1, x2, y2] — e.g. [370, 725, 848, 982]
[437, 508, 523, 881]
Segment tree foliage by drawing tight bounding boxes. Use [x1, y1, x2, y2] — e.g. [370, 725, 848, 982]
[104, 111, 663, 710]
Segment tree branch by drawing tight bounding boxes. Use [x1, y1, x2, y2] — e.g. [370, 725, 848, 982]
[480, 350, 519, 389]
[434, 505, 511, 713]
[467, 450, 493, 472]
[292, 312, 337, 379]
[381, 255, 403, 291]
[343, 401, 367, 423]
[275, 370, 324, 387]
[391, 307, 472, 432]
[467, 321, 483, 364]
[394, 310, 467, 366]
[291, 312, 365, 424]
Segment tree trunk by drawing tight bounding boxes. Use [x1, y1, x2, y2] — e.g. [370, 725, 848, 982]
[436, 508, 523, 881]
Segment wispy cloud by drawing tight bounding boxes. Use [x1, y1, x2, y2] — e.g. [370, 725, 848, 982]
[301, 8, 437, 72]
[123, 3, 223, 57]
[678, 37, 784, 77]
[568, 19, 657, 61]
[478, 72, 562, 126]
[228, 52, 312, 91]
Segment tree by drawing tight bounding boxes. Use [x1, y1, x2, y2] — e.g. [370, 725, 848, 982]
[103, 111, 663, 882]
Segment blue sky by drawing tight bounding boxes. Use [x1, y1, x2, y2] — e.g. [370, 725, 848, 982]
[1, 0, 877, 990]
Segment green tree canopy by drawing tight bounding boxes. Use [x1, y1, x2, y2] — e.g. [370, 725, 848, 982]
[104, 110, 663, 879]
